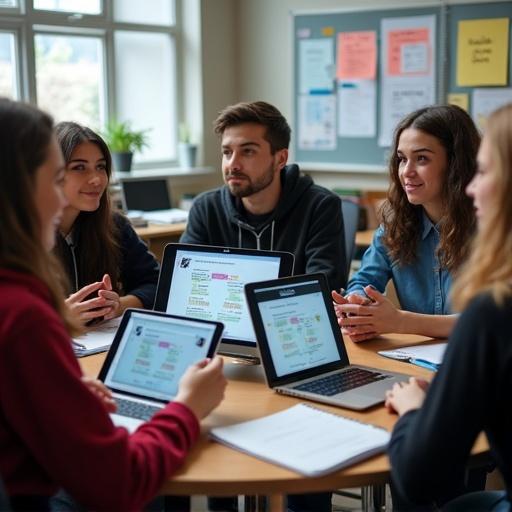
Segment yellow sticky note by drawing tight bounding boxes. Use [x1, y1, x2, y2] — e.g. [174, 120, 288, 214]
[447, 93, 469, 111]
[457, 18, 509, 86]
[321, 26, 334, 37]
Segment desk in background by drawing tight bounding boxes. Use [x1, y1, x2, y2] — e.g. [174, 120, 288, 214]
[135, 223, 187, 261]
[79, 334, 489, 511]
[137, 223, 376, 263]
[355, 229, 374, 249]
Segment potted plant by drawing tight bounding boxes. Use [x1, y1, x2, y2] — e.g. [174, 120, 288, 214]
[103, 120, 149, 173]
[178, 123, 198, 168]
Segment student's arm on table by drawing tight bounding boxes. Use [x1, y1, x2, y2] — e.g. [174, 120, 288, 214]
[334, 285, 458, 341]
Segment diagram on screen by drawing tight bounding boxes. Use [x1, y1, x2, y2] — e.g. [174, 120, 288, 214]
[268, 311, 328, 371]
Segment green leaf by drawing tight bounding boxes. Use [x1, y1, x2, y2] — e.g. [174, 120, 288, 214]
[102, 120, 150, 153]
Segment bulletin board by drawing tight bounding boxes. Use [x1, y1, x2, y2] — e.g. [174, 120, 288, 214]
[293, 1, 512, 171]
[447, 2, 512, 128]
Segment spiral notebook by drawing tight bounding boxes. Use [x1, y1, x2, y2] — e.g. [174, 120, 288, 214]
[210, 403, 390, 476]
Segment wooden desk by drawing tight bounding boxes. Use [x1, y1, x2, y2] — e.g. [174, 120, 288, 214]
[135, 223, 187, 261]
[355, 229, 375, 248]
[80, 335, 488, 509]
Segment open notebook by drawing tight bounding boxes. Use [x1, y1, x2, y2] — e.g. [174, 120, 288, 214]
[72, 318, 121, 357]
[210, 403, 390, 476]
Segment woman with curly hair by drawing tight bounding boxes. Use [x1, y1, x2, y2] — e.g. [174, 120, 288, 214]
[333, 105, 480, 341]
[385, 103, 512, 511]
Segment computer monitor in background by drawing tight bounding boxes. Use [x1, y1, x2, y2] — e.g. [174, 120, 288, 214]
[154, 243, 295, 363]
[121, 178, 172, 212]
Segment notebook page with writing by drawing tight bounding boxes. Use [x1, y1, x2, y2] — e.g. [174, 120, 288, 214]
[210, 403, 390, 476]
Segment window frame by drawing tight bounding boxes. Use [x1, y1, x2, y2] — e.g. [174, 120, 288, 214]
[0, 0, 181, 169]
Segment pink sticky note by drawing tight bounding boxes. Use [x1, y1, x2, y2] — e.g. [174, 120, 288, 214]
[337, 31, 377, 80]
[387, 28, 430, 76]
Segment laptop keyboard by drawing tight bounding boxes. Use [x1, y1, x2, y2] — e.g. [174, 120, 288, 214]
[115, 397, 161, 421]
[292, 367, 389, 396]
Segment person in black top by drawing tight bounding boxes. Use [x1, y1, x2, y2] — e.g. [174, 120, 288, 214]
[182, 102, 342, 512]
[385, 103, 512, 512]
[180, 100, 347, 292]
[53, 122, 159, 326]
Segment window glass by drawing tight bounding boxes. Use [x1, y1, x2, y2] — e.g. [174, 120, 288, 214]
[0, 32, 18, 99]
[114, 0, 173, 26]
[34, 0, 101, 14]
[35, 33, 105, 128]
[114, 30, 176, 162]
[0, 0, 18, 7]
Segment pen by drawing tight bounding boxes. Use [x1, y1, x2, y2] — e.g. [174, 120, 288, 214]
[410, 358, 439, 372]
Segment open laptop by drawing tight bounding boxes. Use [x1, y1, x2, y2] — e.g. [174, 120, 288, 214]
[154, 243, 294, 361]
[245, 273, 409, 410]
[98, 309, 223, 432]
[120, 178, 188, 224]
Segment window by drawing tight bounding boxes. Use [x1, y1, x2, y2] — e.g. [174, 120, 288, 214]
[0, 0, 179, 167]
[0, 31, 18, 98]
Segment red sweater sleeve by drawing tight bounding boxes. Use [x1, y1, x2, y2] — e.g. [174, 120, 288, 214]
[0, 292, 199, 512]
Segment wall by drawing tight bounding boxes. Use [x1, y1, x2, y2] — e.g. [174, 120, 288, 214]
[171, 0, 239, 203]
[235, 0, 442, 192]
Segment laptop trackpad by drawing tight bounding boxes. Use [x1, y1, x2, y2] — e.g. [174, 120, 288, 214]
[110, 413, 143, 433]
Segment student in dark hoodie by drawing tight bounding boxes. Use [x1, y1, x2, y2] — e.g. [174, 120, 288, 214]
[182, 101, 340, 512]
[180, 101, 347, 293]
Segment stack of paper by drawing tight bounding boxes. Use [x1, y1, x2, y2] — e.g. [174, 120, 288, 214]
[72, 318, 121, 357]
[127, 208, 188, 225]
[378, 343, 447, 371]
[211, 403, 390, 476]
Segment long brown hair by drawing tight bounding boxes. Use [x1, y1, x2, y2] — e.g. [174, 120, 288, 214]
[54, 122, 121, 293]
[382, 105, 480, 271]
[452, 104, 512, 309]
[0, 98, 76, 334]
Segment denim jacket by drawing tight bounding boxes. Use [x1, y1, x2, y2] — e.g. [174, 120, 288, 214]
[347, 213, 452, 314]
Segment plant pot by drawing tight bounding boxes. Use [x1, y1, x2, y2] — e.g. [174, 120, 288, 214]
[178, 143, 198, 168]
[112, 151, 133, 173]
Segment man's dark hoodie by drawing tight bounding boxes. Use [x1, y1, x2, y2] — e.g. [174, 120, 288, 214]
[181, 164, 347, 290]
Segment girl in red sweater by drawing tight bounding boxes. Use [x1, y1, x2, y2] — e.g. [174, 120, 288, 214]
[0, 98, 226, 511]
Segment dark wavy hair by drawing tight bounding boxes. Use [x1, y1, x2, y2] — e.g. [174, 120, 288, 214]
[213, 101, 291, 154]
[0, 98, 77, 334]
[53, 122, 121, 293]
[381, 105, 480, 271]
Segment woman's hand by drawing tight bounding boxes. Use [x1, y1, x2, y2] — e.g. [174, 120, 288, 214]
[336, 285, 402, 342]
[65, 274, 119, 325]
[174, 356, 227, 420]
[332, 288, 377, 342]
[97, 274, 121, 320]
[385, 377, 429, 416]
[82, 376, 117, 413]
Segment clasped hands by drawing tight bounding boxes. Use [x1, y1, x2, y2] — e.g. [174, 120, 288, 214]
[331, 285, 402, 342]
[66, 273, 121, 326]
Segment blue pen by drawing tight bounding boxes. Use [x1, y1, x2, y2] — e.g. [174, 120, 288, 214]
[410, 358, 440, 372]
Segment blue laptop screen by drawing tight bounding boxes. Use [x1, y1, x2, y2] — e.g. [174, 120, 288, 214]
[254, 280, 340, 377]
[104, 312, 217, 401]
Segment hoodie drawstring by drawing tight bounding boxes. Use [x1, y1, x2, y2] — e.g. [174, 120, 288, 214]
[237, 221, 275, 250]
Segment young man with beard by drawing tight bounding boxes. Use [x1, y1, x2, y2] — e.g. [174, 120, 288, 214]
[181, 101, 346, 293]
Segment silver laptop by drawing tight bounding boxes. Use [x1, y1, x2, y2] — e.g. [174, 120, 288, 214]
[154, 243, 294, 362]
[245, 273, 409, 410]
[98, 309, 223, 432]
